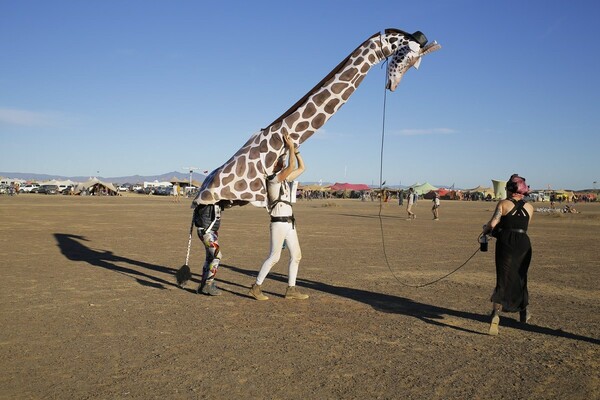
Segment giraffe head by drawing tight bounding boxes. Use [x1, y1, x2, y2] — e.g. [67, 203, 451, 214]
[386, 30, 441, 92]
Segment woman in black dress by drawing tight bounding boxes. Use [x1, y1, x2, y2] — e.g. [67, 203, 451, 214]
[482, 174, 534, 335]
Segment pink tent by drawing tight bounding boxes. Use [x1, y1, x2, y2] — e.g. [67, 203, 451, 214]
[328, 182, 371, 191]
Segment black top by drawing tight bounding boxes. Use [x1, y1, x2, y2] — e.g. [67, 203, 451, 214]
[193, 204, 221, 232]
[497, 199, 530, 232]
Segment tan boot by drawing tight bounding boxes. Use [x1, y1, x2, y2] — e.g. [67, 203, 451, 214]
[488, 312, 500, 336]
[248, 283, 268, 301]
[285, 286, 309, 300]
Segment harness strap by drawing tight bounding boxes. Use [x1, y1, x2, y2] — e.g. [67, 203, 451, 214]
[508, 199, 529, 218]
[199, 204, 220, 235]
[270, 215, 295, 229]
[267, 174, 292, 214]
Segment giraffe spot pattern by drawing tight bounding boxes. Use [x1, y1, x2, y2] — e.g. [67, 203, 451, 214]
[234, 179, 248, 192]
[340, 67, 358, 82]
[221, 186, 232, 198]
[325, 98, 340, 114]
[222, 174, 235, 186]
[311, 113, 326, 129]
[313, 89, 331, 107]
[331, 82, 347, 94]
[295, 121, 310, 131]
[235, 155, 247, 177]
[302, 103, 317, 119]
[341, 87, 355, 100]
[264, 151, 277, 168]
[247, 163, 258, 179]
[269, 132, 284, 151]
[250, 178, 263, 191]
[299, 131, 314, 143]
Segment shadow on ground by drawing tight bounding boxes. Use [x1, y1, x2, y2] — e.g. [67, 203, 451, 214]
[54, 233, 179, 290]
[53, 233, 599, 345]
[221, 263, 600, 345]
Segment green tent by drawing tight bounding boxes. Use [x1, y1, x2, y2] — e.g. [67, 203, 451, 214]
[411, 182, 438, 195]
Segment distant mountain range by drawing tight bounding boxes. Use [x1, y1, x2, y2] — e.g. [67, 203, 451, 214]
[2, 171, 441, 188]
[0, 171, 207, 184]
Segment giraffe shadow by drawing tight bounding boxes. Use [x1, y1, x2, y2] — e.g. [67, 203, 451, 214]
[220, 263, 600, 344]
[54, 233, 182, 290]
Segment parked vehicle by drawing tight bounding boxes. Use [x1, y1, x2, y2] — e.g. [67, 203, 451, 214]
[38, 184, 59, 194]
[61, 186, 74, 195]
[153, 186, 172, 196]
[525, 192, 547, 202]
[20, 183, 40, 193]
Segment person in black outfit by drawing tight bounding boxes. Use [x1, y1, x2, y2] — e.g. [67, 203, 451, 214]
[482, 174, 534, 335]
[192, 200, 244, 295]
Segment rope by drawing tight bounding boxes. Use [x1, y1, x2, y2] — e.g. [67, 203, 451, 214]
[377, 70, 480, 288]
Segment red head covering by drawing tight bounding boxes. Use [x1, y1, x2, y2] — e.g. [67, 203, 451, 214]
[506, 174, 529, 195]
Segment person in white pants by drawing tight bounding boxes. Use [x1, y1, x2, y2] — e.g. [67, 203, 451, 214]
[248, 133, 308, 301]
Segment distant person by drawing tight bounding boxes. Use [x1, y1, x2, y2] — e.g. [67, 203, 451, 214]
[172, 183, 180, 203]
[248, 133, 308, 301]
[482, 174, 534, 335]
[432, 192, 440, 220]
[398, 190, 404, 206]
[406, 188, 416, 220]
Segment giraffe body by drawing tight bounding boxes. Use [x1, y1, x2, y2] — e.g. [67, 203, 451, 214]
[193, 29, 440, 206]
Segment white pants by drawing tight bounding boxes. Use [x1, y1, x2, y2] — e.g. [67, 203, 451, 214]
[256, 221, 302, 286]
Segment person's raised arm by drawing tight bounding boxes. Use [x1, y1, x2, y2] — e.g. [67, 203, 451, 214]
[277, 134, 297, 182]
[287, 150, 305, 182]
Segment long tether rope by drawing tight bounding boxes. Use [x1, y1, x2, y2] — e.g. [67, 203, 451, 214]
[377, 64, 481, 288]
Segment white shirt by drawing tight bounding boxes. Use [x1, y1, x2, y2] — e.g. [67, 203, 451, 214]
[267, 176, 293, 217]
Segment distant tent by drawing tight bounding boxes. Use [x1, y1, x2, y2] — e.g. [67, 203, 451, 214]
[299, 184, 330, 191]
[75, 178, 118, 196]
[424, 188, 452, 199]
[553, 190, 575, 200]
[411, 182, 438, 195]
[42, 179, 77, 187]
[492, 179, 507, 199]
[328, 183, 371, 191]
[466, 185, 492, 193]
[465, 185, 495, 198]
[169, 176, 187, 185]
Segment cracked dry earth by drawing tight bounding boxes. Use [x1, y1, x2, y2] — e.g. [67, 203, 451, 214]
[1, 195, 598, 399]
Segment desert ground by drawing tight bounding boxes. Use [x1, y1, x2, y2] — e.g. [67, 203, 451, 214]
[0, 194, 598, 399]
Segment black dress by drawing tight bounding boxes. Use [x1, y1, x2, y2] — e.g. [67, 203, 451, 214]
[491, 199, 532, 312]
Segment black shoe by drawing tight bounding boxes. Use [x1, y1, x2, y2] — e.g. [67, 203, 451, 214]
[196, 279, 206, 294]
[519, 309, 531, 323]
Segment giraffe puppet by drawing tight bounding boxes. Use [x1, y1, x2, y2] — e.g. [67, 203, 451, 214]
[193, 28, 441, 207]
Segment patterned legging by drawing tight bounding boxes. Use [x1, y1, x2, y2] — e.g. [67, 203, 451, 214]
[197, 229, 221, 283]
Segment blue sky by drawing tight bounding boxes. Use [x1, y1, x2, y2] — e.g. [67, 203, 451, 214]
[1, 0, 598, 190]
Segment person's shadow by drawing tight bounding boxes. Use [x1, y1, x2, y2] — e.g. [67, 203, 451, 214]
[54, 233, 183, 290]
[220, 263, 600, 345]
[53, 234, 599, 344]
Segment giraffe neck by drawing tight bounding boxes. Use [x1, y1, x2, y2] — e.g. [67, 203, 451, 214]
[263, 31, 397, 148]
[194, 30, 422, 205]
